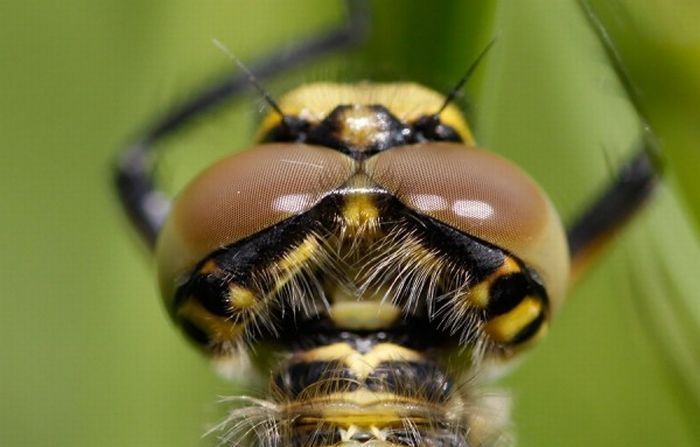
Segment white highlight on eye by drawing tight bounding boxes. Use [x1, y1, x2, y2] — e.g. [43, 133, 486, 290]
[408, 194, 448, 211]
[452, 199, 494, 220]
[272, 193, 314, 212]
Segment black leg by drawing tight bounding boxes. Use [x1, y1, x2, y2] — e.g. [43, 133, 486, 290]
[568, 1, 664, 278]
[567, 137, 659, 278]
[114, 0, 370, 247]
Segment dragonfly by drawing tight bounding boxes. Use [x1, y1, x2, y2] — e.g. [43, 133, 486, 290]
[114, 1, 667, 445]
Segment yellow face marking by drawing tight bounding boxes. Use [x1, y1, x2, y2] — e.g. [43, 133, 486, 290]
[323, 389, 414, 407]
[270, 235, 321, 294]
[342, 194, 380, 230]
[277, 236, 318, 273]
[293, 390, 435, 427]
[484, 296, 542, 343]
[468, 282, 491, 308]
[175, 238, 321, 349]
[296, 342, 357, 362]
[499, 257, 521, 275]
[256, 82, 474, 143]
[296, 342, 425, 380]
[313, 414, 407, 429]
[178, 298, 244, 343]
[301, 415, 405, 431]
[199, 259, 219, 274]
[227, 285, 257, 309]
[330, 301, 401, 330]
[360, 343, 424, 375]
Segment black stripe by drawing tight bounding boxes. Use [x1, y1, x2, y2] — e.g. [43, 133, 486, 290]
[369, 361, 453, 402]
[280, 318, 452, 351]
[191, 276, 233, 317]
[172, 194, 339, 320]
[400, 203, 507, 283]
[273, 360, 357, 398]
[387, 429, 466, 447]
[178, 317, 209, 347]
[486, 273, 530, 317]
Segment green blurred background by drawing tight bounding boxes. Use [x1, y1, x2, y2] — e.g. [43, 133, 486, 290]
[2, 1, 699, 446]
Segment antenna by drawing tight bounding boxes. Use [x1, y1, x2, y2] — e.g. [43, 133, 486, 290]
[436, 37, 497, 116]
[212, 38, 287, 119]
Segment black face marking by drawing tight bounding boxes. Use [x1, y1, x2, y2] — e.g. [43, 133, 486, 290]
[261, 116, 311, 143]
[386, 430, 467, 447]
[348, 432, 373, 443]
[274, 360, 357, 398]
[413, 115, 463, 142]
[279, 317, 452, 352]
[486, 272, 548, 319]
[486, 274, 530, 317]
[172, 194, 339, 313]
[511, 309, 546, 345]
[167, 170, 548, 446]
[192, 274, 234, 317]
[179, 317, 210, 347]
[260, 106, 463, 159]
[305, 105, 415, 158]
[401, 205, 506, 282]
[369, 361, 453, 402]
[172, 191, 549, 352]
[273, 339, 453, 403]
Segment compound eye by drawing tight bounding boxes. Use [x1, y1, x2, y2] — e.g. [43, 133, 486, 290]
[367, 142, 570, 308]
[156, 143, 355, 301]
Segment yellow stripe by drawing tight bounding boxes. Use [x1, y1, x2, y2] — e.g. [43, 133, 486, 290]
[342, 194, 379, 229]
[288, 389, 440, 427]
[255, 83, 474, 144]
[469, 256, 521, 308]
[484, 296, 542, 344]
[270, 235, 321, 295]
[468, 282, 491, 308]
[227, 285, 256, 309]
[329, 301, 401, 330]
[277, 236, 318, 274]
[199, 259, 219, 274]
[296, 342, 425, 379]
[178, 298, 244, 343]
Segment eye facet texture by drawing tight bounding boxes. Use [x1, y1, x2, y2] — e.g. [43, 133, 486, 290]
[366, 143, 569, 307]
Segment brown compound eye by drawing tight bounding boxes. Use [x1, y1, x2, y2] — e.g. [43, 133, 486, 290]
[156, 143, 355, 303]
[366, 142, 570, 309]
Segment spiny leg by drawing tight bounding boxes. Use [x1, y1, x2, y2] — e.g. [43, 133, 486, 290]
[568, 1, 664, 279]
[114, 0, 370, 247]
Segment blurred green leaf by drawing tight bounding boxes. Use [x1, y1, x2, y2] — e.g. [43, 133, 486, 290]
[1, 1, 698, 447]
[583, 0, 700, 228]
